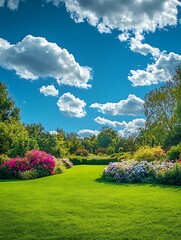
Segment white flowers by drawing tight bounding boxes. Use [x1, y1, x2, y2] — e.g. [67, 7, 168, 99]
[102, 160, 176, 183]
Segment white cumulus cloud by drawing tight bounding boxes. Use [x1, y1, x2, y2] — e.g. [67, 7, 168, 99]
[90, 94, 144, 116]
[94, 116, 124, 128]
[78, 129, 99, 137]
[47, 0, 180, 34]
[45, 0, 181, 87]
[0, 0, 23, 10]
[129, 32, 160, 57]
[95, 116, 145, 137]
[40, 85, 59, 97]
[57, 92, 86, 117]
[129, 51, 181, 86]
[0, 35, 92, 89]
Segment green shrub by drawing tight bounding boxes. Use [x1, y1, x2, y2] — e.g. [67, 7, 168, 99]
[18, 169, 38, 180]
[87, 158, 118, 165]
[54, 160, 66, 174]
[75, 148, 89, 157]
[69, 156, 83, 165]
[106, 146, 115, 155]
[69, 156, 118, 165]
[134, 146, 164, 162]
[156, 164, 181, 185]
[167, 144, 181, 161]
[0, 154, 10, 165]
[85, 157, 118, 165]
[119, 152, 132, 161]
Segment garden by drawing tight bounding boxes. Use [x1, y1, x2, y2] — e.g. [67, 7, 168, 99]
[0, 145, 181, 239]
[0, 70, 181, 239]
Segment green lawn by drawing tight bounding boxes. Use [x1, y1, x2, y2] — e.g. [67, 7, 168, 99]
[0, 165, 181, 240]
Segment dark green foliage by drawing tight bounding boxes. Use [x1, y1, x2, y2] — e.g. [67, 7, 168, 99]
[0, 82, 20, 122]
[69, 156, 118, 165]
[97, 127, 118, 148]
[86, 157, 118, 165]
[142, 68, 181, 148]
[156, 164, 181, 185]
[67, 133, 82, 154]
[26, 124, 69, 157]
[69, 156, 84, 165]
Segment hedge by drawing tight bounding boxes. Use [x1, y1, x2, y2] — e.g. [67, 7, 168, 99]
[69, 156, 118, 165]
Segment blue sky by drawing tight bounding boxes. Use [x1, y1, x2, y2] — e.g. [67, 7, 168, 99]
[0, 0, 181, 137]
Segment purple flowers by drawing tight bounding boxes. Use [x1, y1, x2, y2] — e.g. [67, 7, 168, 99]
[102, 160, 177, 184]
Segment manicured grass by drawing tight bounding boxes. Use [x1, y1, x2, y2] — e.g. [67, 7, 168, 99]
[0, 165, 181, 240]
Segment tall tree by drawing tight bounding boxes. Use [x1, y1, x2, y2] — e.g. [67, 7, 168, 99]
[0, 82, 20, 122]
[97, 127, 118, 149]
[0, 120, 37, 157]
[66, 133, 82, 154]
[144, 68, 181, 147]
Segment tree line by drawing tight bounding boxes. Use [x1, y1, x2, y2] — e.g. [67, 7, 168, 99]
[0, 68, 180, 158]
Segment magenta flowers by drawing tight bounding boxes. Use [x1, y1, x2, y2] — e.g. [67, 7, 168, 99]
[0, 150, 56, 179]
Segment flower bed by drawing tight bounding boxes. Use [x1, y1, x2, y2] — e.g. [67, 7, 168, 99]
[102, 160, 181, 185]
[0, 150, 56, 179]
[0, 151, 74, 180]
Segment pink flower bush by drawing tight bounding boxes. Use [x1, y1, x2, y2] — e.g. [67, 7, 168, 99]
[25, 150, 56, 176]
[0, 150, 56, 179]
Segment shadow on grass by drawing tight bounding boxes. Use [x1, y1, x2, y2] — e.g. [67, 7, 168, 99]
[95, 177, 181, 190]
[0, 178, 21, 182]
[0, 174, 55, 183]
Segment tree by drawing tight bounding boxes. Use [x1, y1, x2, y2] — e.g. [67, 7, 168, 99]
[66, 133, 82, 155]
[55, 129, 69, 156]
[143, 68, 181, 147]
[144, 81, 177, 133]
[163, 68, 181, 147]
[26, 124, 66, 157]
[0, 120, 37, 157]
[97, 128, 118, 149]
[81, 135, 98, 154]
[0, 82, 20, 122]
[123, 135, 137, 154]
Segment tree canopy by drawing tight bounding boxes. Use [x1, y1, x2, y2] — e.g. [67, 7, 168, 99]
[0, 82, 20, 122]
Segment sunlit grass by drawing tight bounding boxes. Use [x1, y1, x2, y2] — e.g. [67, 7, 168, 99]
[0, 165, 181, 240]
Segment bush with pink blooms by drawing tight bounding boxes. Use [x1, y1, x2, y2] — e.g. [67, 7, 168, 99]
[0, 150, 56, 179]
